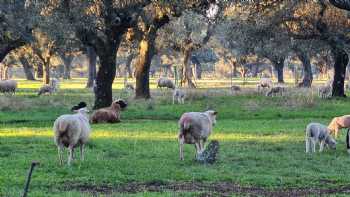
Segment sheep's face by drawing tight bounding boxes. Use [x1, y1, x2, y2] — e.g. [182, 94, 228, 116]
[71, 102, 87, 111]
[326, 136, 336, 150]
[114, 99, 128, 109]
[206, 110, 218, 126]
[74, 107, 89, 114]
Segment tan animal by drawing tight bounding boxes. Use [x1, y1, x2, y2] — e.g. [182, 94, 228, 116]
[178, 110, 218, 160]
[90, 100, 127, 123]
[328, 115, 350, 138]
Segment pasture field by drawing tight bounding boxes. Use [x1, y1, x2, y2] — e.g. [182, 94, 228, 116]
[2, 79, 350, 196]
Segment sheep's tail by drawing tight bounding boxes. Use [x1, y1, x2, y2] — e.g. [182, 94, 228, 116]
[347, 129, 350, 154]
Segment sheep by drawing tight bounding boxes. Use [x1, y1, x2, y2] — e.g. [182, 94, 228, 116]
[328, 115, 350, 138]
[0, 80, 17, 95]
[305, 122, 336, 153]
[157, 77, 175, 89]
[125, 83, 135, 91]
[90, 99, 127, 124]
[318, 85, 332, 98]
[266, 86, 284, 97]
[257, 78, 272, 92]
[231, 85, 241, 92]
[173, 88, 185, 104]
[53, 102, 91, 166]
[38, 78, 59, 96]
[178, 110, 218, 161]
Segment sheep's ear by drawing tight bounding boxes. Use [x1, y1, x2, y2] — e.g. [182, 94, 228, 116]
[213, 111, 218, 115]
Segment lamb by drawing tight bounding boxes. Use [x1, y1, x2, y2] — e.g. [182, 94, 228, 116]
[318, 85, 332, 98]
[173, 88, 186, 104]
[53, 102, 91, 166]
[38, 78, 59, 96]
[157, 77, 175, 89]
[257, 78, 272, 92]
[305, 122, 336, 153]
[178, 110, 218, 160]
[90, 99, 127, 124]
[266, 86, 284, 97]
[0, 80, 17, 95]
[328, 115, 350, 138]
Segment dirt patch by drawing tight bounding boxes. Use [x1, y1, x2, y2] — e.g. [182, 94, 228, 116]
[63, 181, 350, 196]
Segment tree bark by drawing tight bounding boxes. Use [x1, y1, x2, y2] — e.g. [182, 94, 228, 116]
[271, 57, 285, 83]
[43, 61, 50, 84]
[296, 51, 313, 87]
[182, 47, 196, 88]
[94, 49, 117, 108]
[331, 46, 348, 97]
[135, 37, 154, 99]
[19, 56, 35, 80]
[0, 39, 26, 63]
[36, 63, 43, 78]
[191, 56, 202, 79]
[86, 46, 96, 88]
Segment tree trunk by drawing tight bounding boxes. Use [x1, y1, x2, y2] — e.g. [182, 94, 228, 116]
[36, 63, 43, 78]
[86, 47, 96, 88]
[43, 61, 50, 84]
[135, 37, 154, 99]
[3, 66, 9, 80]
[125, 53, 134, 78]
[331, 46, 348, 97]
[94, 50, 117, 108]
[62, 54, 74, 80]
[182, 48, 196, 88]
[297, 52, 313, 87]
[19, 56, 35, 80]
[272, 57, 285, 83]
[191, 56, 202, 79]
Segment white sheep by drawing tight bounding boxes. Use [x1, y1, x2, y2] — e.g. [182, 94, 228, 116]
[257, 78, 272, 92]
[173, 88, 186, 104]
[178, 110, 218, 160]
[53, 103, 91, 166]
[157, 77, 175, 89]
[0, 80, 17, 95]
[318, 85, 332, 98]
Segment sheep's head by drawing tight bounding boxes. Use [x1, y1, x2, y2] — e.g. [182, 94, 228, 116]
[325, 135, 336, 150]
[74, 107, 89, 114]
[71, 102, 87, 111]
[205, 110, 218, 126]
[111, 99, 128, 110]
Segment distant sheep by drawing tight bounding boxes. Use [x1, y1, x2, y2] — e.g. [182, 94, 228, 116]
[305, 122, 336, 153]
[266, 86, 284, 97]
[125, 83, 135, 91]
[38, 78, 59, 96]
[157, 77, 175, 89]
[53, 102, 91, 166]
[178, 110, 218, 160]
[0, 80, 17, 95]
[90, 99, 127, 124]
[257, 78, 272, 92]
[173, 88, 186, 104]
[328, 115, 350, 138]
[318, 85, 332, 98]
[231, 85, 241, 94]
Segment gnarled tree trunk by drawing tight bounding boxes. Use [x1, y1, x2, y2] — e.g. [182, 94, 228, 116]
[296, 51, 313, 87]
[271, 56, 285, 83]
[125, 53, 134, 78]
[19, 56, 35, 80]
[43, 60, 50, 84]
[182, 47, 196, 88]
[331, 45, 348, 97]
[61, 54, 74, 80]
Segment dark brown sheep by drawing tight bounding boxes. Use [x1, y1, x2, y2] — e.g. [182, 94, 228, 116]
[90, 100, 127, 124]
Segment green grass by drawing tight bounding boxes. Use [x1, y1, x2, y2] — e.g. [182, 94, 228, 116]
[1, 79, 350, 196]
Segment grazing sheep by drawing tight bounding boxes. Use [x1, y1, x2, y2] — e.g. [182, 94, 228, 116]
[38, 78, 59, 96]
[178, 110, 218, 160]
[257, 78, 272, 92]
[231, 85, 241, 93]
[157, 77, 175, 89]
[318, 85, 332, 98]
[90, 99, 127, 124]
[328, 115, 350, 138]
[266, 86, 284, 97]
[0, 80, 17, 95]
[305, 122, 336, 153]
[173, 88, 186, 104]
[53, 102, 91, 166]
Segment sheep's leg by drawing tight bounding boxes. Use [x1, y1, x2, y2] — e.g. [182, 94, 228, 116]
[305, 138, 310, 153]
[181, 98, 185, 104]
[179, 136, 185, 161]
[80, 144, 84, 161]
[319, 141, 325, 152]
[172, 95, 175, 104]
[68, 146, 74, 166]
[195, 142, 201, 158]
[57, 145, 64, 165]
[311, 139, 316, 153]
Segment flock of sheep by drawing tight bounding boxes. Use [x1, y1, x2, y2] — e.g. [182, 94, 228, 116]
[1, 76, 350, 166]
